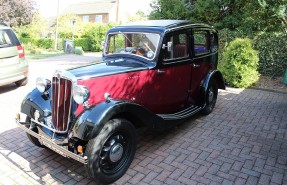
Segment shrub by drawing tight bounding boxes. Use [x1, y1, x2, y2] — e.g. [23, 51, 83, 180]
[36, 38, 54, 49]
[81, 23, 114, 51]
[253, 32, 287, 78]
[220, 38, 259, 88]
[74, 47, 84, 55]
[74, 38, 90, 51]
[218, 29, 253, 68]
[30, 48, 43, 54]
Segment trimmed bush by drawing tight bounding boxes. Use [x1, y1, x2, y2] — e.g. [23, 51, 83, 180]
[36, 38, 54, 49]
[220, 38, 259, 88]
[74, 38, 90, 51]
[254, 32, 287, 78]
[74, 47, 84, 55]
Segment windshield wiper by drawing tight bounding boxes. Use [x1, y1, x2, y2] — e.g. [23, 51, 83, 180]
[118, 31, 132, 45]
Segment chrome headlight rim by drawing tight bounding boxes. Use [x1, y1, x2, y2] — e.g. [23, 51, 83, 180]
[73, 85, 90, 105]
[36, 77, 51, 93]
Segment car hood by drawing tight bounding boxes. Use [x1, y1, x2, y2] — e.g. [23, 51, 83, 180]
[68, 58, 151, 80]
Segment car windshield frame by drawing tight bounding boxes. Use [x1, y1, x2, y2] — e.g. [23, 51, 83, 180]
[104, 31, 161, 61]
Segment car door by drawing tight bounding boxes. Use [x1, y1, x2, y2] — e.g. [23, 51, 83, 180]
[188, 29, 215, 104]
[141, 31, 192, 114]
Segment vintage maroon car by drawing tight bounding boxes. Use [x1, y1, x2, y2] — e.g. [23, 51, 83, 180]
[16, 20, 225, 184]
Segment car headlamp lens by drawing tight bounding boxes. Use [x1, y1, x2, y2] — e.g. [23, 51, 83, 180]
[73, 85, 90, 104]
[36, 78, 51, 93]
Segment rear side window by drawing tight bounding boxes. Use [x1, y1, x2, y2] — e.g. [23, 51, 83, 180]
[0, 29, 19, 48]
[193, 31, 210, 56]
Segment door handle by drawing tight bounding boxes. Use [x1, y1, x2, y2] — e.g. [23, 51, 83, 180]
[192, 63, 200, 68]
[157, 69, 165, 74]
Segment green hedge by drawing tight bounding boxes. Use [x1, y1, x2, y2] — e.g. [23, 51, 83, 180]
[19, 37, 54, 50]
[254, 32, 287, 78]
[74, 38, 90, 51]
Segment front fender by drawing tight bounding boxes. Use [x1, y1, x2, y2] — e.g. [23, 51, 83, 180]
[21, 88, 52, 120]
[72, 100, 162, 141]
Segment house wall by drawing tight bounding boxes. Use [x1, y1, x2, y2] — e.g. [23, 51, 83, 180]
[78, 13, 109, 23]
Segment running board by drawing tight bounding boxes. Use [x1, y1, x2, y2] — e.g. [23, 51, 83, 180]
[157, 105, 202, 120]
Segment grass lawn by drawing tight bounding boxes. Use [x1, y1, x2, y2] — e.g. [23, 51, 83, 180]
[26, 51, 65, 60]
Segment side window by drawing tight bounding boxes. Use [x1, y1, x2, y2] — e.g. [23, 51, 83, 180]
[210, 32, 218, 53]
[163, 33, 188, 61]
[193, 31, 210, 56]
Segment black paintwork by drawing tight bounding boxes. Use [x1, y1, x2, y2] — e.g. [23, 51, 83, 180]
[72, 100, 167, 141]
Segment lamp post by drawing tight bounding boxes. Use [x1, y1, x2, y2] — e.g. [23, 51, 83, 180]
[54, 0, 60, 51]
[72, 18, 76, 41]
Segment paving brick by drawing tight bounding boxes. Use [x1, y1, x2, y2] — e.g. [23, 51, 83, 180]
[271, 172, 283, 184]
[142, 171, 158, 183]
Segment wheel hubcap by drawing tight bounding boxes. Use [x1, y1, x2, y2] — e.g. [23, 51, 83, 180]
[99, 133, 129, 173]
[208, 87, 214, 103]
[110, 143, 123, 162]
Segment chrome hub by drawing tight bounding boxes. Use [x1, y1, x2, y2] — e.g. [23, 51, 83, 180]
[208, 88, 214, 103]
[109, 143, 124, 162]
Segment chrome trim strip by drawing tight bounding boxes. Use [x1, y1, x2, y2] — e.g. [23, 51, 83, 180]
[158, 105, 202, 120]
[31, 118, 67, 134]
[16, 119, 87, 164]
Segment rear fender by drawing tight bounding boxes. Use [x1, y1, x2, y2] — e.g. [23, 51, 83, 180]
[72, 100, 162, 141]
[199, 70, 225, 105]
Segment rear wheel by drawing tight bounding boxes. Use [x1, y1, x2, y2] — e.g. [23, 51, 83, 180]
[25, 117, 45, 148]
[202, 79, 218, 115]
[85, 119, 137, 184]
[15, 77, 28, 87]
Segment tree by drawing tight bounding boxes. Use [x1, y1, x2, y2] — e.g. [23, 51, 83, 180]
[149, 0, 191, 20]
[128, 11, 148, 22]
[14, 14, 46, 38]
[0, 0, 37, 27]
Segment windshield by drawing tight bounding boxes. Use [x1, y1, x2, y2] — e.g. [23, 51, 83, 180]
[104, 32, 160, 60]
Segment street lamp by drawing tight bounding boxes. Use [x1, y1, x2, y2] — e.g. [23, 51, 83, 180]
[54, 0, 60, 51]
[72, 18, 76, 40]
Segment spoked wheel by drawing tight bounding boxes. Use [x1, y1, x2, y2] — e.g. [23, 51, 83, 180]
[85, 119, 137, 184]
[202, 79, 218, 115]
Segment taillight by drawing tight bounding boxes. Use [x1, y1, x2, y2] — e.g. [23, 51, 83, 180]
[17, 45, 25, 58]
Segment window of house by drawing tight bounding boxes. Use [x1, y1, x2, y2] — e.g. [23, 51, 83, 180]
[83, 16, 89, 23]
[193, 31, 210, 56]
[163, 33, 188, 61]
[95, 15, 103, 23]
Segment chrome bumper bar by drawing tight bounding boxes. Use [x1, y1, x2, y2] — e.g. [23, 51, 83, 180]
[16, 118, 88, 164]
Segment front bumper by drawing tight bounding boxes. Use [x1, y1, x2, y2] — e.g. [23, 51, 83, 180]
[16, 115, 87, 164]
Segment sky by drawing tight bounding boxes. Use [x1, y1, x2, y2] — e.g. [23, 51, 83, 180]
[37, 0, 153, 18]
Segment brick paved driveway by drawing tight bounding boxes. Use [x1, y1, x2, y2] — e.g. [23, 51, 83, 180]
[0, 56, 286, 184]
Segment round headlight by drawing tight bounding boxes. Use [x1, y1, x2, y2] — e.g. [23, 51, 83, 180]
[36, 78, 51, 93]
[73, 85, 90, 104]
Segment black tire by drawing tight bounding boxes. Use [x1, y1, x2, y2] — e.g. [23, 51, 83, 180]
[25, 117, 45, 148]
[15, 77, 28, 87]
[85, 119, 137, 184]
[202, 79, 218, 115]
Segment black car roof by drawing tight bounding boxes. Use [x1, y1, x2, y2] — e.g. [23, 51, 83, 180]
[108, 20, 214, 34]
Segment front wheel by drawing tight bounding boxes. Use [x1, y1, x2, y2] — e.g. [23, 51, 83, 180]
[85, 119, 137, 184]
[202, 79, 218, 115]
[25, 117, 45, 148]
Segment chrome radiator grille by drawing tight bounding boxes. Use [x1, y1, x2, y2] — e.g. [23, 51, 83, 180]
[52, 76, 73, 132]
